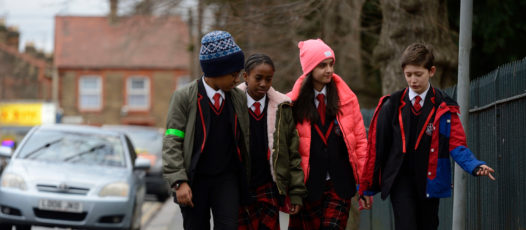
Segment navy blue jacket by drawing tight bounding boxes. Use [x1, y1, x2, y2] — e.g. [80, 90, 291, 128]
[360, 87, 485, 199]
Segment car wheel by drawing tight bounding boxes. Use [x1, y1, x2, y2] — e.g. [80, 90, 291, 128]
[16, 224, 31, 230]
[156, 191, 169, 202]
[0, 223, 12, 230]
[156, 183, 171, 202]
[128, 201, 142, 230]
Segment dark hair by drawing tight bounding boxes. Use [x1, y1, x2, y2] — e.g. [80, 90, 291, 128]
[401, 43, 434, 70]
[292, 73, 339, 123]
[244, 53, 275, 74]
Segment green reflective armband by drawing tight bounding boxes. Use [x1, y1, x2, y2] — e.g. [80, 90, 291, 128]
[165, 129, 185, 138]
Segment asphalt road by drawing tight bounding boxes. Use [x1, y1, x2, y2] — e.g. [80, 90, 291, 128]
[24, 195, 164, 230]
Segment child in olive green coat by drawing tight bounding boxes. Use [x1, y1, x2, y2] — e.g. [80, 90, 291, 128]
[237, 53, 306, 230]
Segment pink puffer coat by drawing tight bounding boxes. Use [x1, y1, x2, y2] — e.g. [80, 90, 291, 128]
[287, 73, 368, 183]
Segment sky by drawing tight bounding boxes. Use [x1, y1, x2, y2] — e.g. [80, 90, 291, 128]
[0, 0, 195, 53]
[1, 0, 110, 53]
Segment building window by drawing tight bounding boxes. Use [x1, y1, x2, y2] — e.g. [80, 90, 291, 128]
[79, 76, 102, 110]
[126, 76, 150, 110]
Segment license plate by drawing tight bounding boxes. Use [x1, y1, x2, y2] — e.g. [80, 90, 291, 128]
[38, 199, 83, 213]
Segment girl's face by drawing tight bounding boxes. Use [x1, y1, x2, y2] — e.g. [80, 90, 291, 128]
[311, 58, 334, 91]
[243, 63, 274, 100]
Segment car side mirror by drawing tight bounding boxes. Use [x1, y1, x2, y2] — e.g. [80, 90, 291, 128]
[134, 157, 150, 171]
[0, 146, 12, 158]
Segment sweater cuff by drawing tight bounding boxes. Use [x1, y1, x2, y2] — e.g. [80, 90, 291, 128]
[164, 171, 188, 188]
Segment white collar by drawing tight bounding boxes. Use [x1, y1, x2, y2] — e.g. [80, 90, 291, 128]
[202, 77, 225, 102]
[408, 83, 430, 104]
[314, 86, 327, 97]
[246, 92, 266, 111]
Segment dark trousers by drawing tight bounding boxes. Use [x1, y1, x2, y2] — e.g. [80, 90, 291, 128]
[181, 172, 239, 230]
[390, 173, 440, 230]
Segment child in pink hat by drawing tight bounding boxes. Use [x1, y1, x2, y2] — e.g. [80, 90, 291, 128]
[286, 39, 370, 229]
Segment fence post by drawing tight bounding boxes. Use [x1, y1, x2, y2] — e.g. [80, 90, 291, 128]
[453, 0, 472, 229]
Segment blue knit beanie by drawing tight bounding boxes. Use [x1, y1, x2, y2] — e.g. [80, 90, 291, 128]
[199, 31, 245, 77]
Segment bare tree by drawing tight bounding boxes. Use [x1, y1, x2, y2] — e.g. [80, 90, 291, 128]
[202, 0, 379, 104]
[116, 0, 382, 106]
[373, 0, 457, 95]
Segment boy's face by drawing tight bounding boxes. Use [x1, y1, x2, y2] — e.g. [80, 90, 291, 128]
[243, 63, 274, 101]
[403, 64, 436, 94]
[208, 72, 241, 92]
[311, 58, 334, 89]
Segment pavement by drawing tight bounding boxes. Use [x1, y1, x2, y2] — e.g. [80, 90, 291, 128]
[144, 198, 182, 230]
[145, 199, 291, 230]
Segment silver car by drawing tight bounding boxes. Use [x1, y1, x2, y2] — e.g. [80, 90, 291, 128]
[102, 125, 170, 201]
[0, 124, 150, 230]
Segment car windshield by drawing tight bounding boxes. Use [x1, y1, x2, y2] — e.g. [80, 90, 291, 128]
[16, 129, 126, 167]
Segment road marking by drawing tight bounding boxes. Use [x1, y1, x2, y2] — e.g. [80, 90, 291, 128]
[142, 201, 163, 226]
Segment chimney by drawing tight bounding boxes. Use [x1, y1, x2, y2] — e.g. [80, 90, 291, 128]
[7, 26, 20, 49]
[109, 0, 119, 24]
[134, 0, 153, 15]
[44, 52, 54, 65]
[24, 42, 37, 56]
[0, 18, 7, 44]
[35, 48, 47, 60]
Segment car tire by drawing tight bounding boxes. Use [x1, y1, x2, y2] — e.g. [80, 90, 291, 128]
[16, 224, 31, 230]
[127, 201, 142, 230]
[156, 183, 171, 202]
[156, 191, 169, 202]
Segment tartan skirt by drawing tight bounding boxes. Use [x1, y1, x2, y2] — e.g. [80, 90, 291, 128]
[238, 182, 280, 230]
[288, 181, 351, 230]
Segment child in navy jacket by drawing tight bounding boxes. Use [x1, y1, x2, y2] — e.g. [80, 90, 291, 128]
[359, 43, 495, 230]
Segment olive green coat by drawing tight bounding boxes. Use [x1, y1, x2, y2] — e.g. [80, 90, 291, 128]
[238, 84, 306, 205]
[162, 80, 250, 188]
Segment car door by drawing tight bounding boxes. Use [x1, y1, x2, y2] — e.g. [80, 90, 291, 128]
[125, 135, 146, 203]
[124, 135, 146, 229]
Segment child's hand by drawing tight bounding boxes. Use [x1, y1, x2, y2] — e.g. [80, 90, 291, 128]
[174, 182, 194, 207]
[359, 195, 373, 210]
[476, 165, 496, 180]
[289, 204, 302, 215]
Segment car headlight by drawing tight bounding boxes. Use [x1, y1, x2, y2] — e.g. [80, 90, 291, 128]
[1, 173, 27, 191]
[99, 182, 129, 197]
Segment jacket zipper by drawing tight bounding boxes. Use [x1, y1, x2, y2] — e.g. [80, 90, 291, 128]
[274, 103, 284, 195]
[336, 115, 360, 183]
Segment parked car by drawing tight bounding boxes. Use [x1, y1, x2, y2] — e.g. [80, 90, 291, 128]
[0, 146, 12, 174]
[102, 125, 170, 201]
[0, 124, 150, 230]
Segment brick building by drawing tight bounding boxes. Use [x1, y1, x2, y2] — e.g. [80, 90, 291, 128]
[54, 15, 190, 127]
[0, 22, 52, 101]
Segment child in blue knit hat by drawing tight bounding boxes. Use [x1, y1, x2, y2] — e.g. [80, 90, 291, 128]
[163, 30, 251, 229]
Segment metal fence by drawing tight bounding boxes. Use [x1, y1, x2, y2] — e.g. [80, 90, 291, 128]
[358, 57, 526, 230]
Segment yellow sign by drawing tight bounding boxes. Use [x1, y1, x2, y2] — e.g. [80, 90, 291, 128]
[0, 103, 55, 126]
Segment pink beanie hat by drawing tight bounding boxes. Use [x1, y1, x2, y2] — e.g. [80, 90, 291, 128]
[298, 38, 335, 75]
